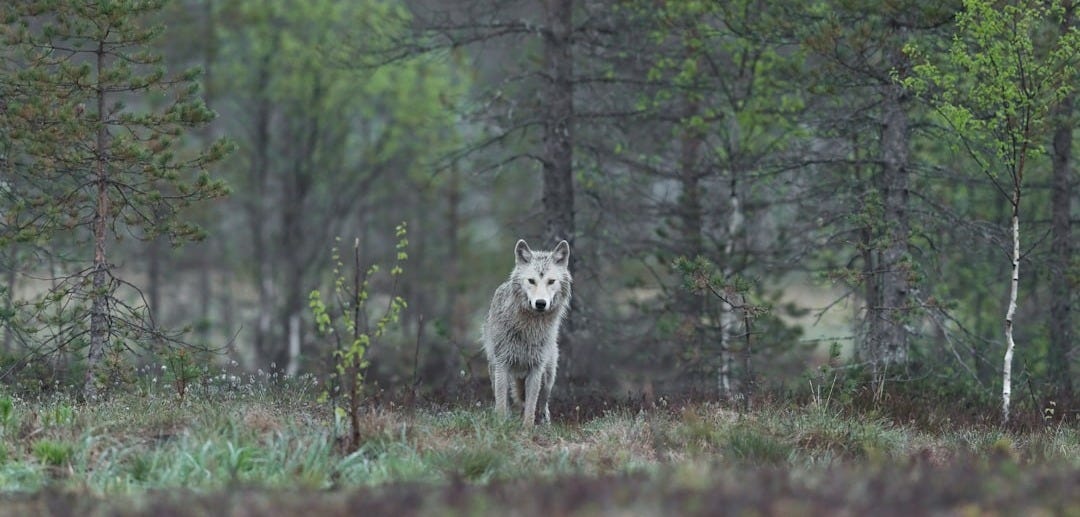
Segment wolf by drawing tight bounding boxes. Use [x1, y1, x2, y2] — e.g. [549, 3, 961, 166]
[482, 239, 572, 427]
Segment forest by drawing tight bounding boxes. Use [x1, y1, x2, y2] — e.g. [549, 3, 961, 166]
[0, 0, 1078, 514]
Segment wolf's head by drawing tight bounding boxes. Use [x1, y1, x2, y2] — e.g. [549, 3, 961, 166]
[511, 239, 571, 314]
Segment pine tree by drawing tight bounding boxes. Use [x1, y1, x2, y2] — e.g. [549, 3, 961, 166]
[0, 0, 232, 399]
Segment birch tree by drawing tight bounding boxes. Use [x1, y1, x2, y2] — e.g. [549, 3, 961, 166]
[903, 0, 1080, 424]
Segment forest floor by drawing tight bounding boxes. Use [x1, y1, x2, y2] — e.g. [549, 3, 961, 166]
[0, 372, 1078, 516]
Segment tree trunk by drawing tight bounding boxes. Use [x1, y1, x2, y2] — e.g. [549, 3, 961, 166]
[276, 263, 302, 372]
[675, 91, 709, 391]
[542, 0, 576, 380]
[2, 249, 16, 353]
[851, 130, 882, 370]
[446, 165, 467, 344]
[1002, 193, 1021, 425]
[1049, 95, 1073, 404]
[542, 0, 575, 248]
[197, 0, 217, 346]
[277, 86, 319, 373]
[876, 80, 911, 370]
[197, 254, 212, 343]
[249, 49, 274, 365]
[85, 42, 110, 400]
[859, 225, 880, 365]
[147, 235, 162, 322]
[859, 28, 912, 376]
[719, 175, 743, 400]
[286, 313, 300, 376]
[278, 183, 304, 372]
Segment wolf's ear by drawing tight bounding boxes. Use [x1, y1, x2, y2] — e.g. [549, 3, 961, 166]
[515, 239, 533, 265]
[552, 240, 570, 267]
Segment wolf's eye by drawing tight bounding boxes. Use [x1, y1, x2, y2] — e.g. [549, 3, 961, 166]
[528, 278, 536, 285]
[547, 279, 555, 286]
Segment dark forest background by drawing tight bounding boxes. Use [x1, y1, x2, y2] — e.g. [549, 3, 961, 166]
[1, 0, 1077, 422]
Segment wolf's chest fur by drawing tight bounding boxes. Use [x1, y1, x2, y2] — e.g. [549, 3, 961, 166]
[487, 286, 562, 372]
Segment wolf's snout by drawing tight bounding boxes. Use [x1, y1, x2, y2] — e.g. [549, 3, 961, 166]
[534, 299, 548, 311]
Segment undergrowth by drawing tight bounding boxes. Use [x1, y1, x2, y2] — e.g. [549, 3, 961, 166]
[0, 372, 1077, 515]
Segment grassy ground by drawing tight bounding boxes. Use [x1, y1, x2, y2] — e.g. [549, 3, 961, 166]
[1, 374, 1078, 515]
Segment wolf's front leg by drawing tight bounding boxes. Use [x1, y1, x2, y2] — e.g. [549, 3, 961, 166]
[492, 367, 510, 417]
[522, 369, 543, 427]
[538, 364, 555, 425]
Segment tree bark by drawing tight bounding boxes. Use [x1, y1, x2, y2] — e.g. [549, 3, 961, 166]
[446, 165, 467, 344]
[542, 0, 576, 379]
[286, 313, 300, 376]
[85, 41, 110, 400]
[1049, 94, 1073, 403]
[856, 25, 912, 376]
[719, 175, 743, 400]
[197, 0, 218, 346]
[2, 249, 15, 353]
[542, 0, 575, 258]
[676, 93, 709, 392]
[277, 77, 320, 373]
[278, 163, 307, 372]
[248, 48, 275, 366]
[147, 234, 162, 322]
[851, 131, 882, 370]
[1002, 198, 1020, 425]
[876, 79, 911, 370]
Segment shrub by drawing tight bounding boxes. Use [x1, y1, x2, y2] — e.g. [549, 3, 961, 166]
[310, 224, 408, 453]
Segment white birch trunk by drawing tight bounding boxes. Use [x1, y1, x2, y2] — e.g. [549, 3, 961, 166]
[717, 325, 732, 398]
[287, 313, 300, 376]
[719, 182, 744, 399]
[1001, 206, 1020, 425]
[719, 301, 734, 399]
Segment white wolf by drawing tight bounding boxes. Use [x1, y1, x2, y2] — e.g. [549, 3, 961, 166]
[482, 239, 572, 426]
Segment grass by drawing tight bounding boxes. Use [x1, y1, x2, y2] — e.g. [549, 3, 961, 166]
[0, 374, 1078, 515]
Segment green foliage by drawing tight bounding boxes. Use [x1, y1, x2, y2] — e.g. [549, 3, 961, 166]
[674, 255, 776, 395]
[627, 0, 808, 140]
[0, 395, 13, 428]
[902, 0, 1080, 424]
[725, 423, 793, 465]
[0, 380, 1073, 505]
[432, 447, 505, 482]
[31, 439, 74, 467]
[0, 0, 233, 247]
[791, 409, 900, 462]
[126, 454, 153, 483]
[163, 349, 208, 403]
[310, 223, 408, 452]
[0, 0, 234, 395]
[0, 394, 13, 465]
[677, 257, 768, 315]
[903, 0, 1080, 175]
[215, 0, 465, 206]
[41, 402, 76, 428]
